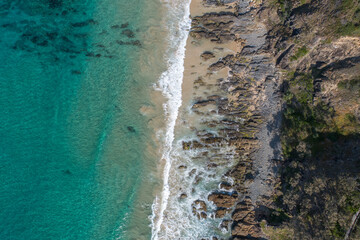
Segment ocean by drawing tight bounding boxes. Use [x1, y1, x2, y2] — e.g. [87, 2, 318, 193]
[0, 0, 192, 239]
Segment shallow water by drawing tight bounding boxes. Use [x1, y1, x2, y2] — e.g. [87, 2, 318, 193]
[0, 0, 169, 239]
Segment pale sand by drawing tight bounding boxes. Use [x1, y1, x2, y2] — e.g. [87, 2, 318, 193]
[190, 0, 237, 16]
[176, 0, 239, 130]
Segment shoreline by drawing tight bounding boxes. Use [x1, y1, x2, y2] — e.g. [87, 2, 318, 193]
[151, 0, 282, 239]
[150, 0, 192, 239]
[150, 0, 284, 238]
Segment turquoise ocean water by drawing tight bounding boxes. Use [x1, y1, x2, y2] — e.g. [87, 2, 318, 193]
[0, 0, 169, 239]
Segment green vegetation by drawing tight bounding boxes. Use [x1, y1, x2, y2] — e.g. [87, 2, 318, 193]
[282, 72, 360, 158]
[335, 21, 360, 36]
[290, 46, 308, 61]
[337, 77, 360, 91]
[263, 0, 360, 239]
[333, 1, 360, 36]
[268, 208, 291, 225]
[278, 69, 360, 238]
[282, 73, 328, 157]
[339, 0, 359, 11]
[331, 221, 346, 238]
[270, 0, 293, 18]
[343, 191, 360, 214]
[270, 0, 360, 37]
[260, 221, 294, 240]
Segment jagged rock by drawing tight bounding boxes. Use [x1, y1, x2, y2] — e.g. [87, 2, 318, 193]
[220, 182, 233, 190]
[201, 51, 215, 60]
[193, 200, 207, 211]
[201, 137, 223, 145]
[192, 200, 208, 219]
[189, 169, 197, 177]
[208, 192, 238, 208]
[192, 140, 204, 148]
[220, 219, 232, 231]
[232, 223, 262, 239]
[208, 61, 226, 71]
[192, 99, 216, 109]
[215, 208, 231, 218]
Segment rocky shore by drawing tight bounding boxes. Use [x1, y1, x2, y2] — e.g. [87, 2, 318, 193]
[177, 0, 280, 239]
[177, 0, 360, 239]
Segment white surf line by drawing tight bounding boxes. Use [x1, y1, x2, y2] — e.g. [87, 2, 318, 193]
[151, 0, 192, 239]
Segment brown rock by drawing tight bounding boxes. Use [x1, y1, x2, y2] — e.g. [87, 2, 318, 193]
[189, 169, 197, 177]
[192, 140, 204, 148]
[232, 223, 261, 238]
[192, 100, 216, 109]
[192, 200, 208, 219]
[178, 165, 187, 170]
[208, 192, 238, 208]
[220, 182, 233, 190]
[193, 200, 207, 211]
[208, 61, 226, 71]
[201, 51, 216, 60]
[202, 137, 223, 145]
[215, 208, 231, 218]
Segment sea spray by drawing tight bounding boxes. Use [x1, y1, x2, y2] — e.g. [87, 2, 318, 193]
[155, 136, 236, 239]
[150, 0, 241, 238]
[151, 0, 192, 239]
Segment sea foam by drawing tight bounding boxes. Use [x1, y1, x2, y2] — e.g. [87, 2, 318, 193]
[151, 0, 192, 239]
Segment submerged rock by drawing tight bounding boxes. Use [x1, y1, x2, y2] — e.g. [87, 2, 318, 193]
[121, 22, 129, 28]
[178, 165, 187, 170]
[116, 40, 141, 47]
[127, 126, 136, 133]
[121, 29, 135, 38]
[71, 19, 97, 27]
[180, 193, 187, 199]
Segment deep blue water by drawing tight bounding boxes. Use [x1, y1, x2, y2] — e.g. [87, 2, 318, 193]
[0, 0, 159, 239]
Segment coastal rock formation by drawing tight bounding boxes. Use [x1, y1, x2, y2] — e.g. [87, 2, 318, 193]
[179, 0, 279, 239]
[181, 0, 360, 239]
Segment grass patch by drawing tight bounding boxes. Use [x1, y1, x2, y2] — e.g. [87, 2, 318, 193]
[261, 221, 294, 240]
[335, 22, 360, 36]
[334, 0, 360, 36]
[337, 77, 360, 91]
[340, 0, 358, 11]
[270, 0, 293, 18]
[290, 46, 309, 61]
[334, 112, 360, 135]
